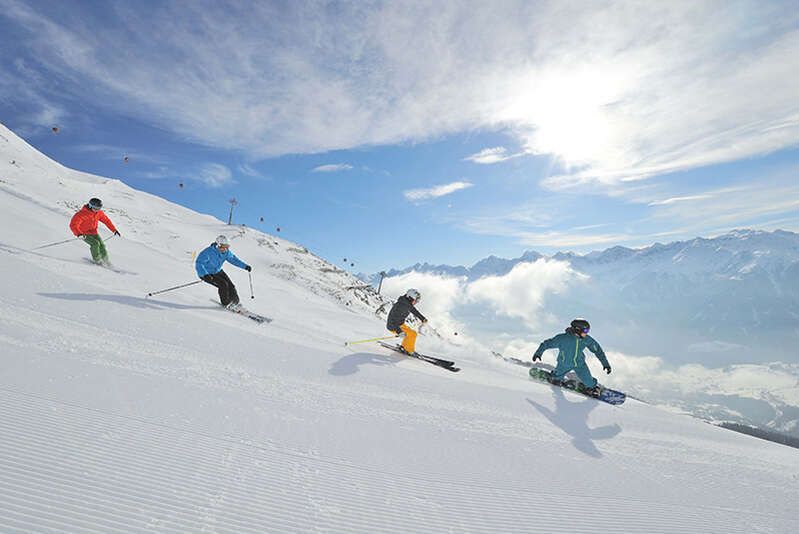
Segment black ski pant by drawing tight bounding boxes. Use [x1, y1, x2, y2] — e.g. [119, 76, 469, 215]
[201, 270, 239, 306]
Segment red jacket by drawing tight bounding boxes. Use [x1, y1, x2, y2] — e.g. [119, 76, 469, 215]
[69, 205, 118, 236]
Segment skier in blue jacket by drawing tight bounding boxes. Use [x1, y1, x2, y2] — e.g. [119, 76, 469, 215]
[196, 235, 251, 310]
[532, 318, 611, 395]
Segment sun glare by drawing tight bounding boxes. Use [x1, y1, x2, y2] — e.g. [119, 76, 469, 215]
[500, 65, 630, 171]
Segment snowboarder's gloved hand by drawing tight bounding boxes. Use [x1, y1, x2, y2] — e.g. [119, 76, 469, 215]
[201, 274, 214, 283]
[532, 352, 542, 362]
[603, 363, 612, 374]
[114, 231, 121, 236]
[245, 265, 252, 272]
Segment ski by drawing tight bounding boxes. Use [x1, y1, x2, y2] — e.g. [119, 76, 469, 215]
[378, 342, 460, 372]
[82, 258, 134, 275]
[232, 307, 272, 324]
[211, 300, 272, 323]
[528, 366, 626, 405]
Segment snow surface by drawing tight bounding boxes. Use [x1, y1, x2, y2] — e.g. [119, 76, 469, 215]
[1, 122, 798, 533]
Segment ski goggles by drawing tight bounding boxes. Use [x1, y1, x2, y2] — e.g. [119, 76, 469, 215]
[580, 327, 590, 334]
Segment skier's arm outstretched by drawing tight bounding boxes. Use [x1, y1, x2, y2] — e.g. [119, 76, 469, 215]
[409, 303, 427, 323]
[532, 335, 558, 361]
[225, 251, 250, 271]
[586, 337, 611, 374]
[99, 212, 119, 235]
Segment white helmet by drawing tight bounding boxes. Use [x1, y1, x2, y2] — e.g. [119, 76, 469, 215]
[215, 235, 230, 247]
[405, 288, 421, 301]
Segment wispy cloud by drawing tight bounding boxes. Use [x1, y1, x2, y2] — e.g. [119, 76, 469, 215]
[3, 0, 796, 180]
[464, 147, 520, 164]
[237, 163, 262, 178]
[404, 181, 473, 202]
[69, 144, 166, 165]
[461, 202, 631, 249]
[648, 194, 715, 206]
[312, 163, 353, 173]
[646, 180, 799, 230]
[198, 163, 233, 188]
[0, 57, 69, 138]
[135, 166, 174, 180]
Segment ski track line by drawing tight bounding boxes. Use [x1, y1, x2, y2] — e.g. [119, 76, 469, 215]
[0, 395, 540, 526]
[2, 300, 792, 504]
[7, 390, 788, 528]
[2, 303, 793, 517]
[0, 389, 784, 534]
[0, 394, 520, 534]
[0, 301, 578, 454]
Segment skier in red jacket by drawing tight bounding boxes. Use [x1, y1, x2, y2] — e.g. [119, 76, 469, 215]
[69, 198, 120, 264]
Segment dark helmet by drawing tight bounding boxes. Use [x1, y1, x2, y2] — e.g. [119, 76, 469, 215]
[570, 318, 590, 334]
[88, 198, 103, 210]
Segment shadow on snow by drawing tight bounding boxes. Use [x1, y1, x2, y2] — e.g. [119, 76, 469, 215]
[329, 352, 399, 376]
[527, 387, 622, 458]
[39, 292, 217, 311]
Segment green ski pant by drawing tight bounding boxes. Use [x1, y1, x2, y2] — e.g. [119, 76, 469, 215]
[82, 234, 108, 263]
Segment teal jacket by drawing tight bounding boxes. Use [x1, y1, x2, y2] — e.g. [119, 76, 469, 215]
[533, 330, 609, 369]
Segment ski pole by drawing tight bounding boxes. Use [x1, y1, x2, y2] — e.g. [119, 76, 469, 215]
[146, 280, 202, 298]
[32, 237, 80, 250]
[344, 334, 401, 346]
[248, 271, 255, 299]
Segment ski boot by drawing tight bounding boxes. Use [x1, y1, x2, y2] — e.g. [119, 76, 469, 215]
[548, 375, 564, 387]
[582, 384, 602, 398]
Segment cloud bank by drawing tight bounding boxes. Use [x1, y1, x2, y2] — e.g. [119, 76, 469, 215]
[466, 259, 587, 327]
[3, 0, 797, 185]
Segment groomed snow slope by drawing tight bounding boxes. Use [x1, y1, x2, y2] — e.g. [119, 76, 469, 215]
[1, 123, 797, 533]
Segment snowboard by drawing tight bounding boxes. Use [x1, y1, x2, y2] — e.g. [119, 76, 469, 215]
[529, 366, 626, 405]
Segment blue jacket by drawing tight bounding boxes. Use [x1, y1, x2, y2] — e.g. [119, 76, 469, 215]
[533, 330, 609, 369]
[195, 243, 248, 277]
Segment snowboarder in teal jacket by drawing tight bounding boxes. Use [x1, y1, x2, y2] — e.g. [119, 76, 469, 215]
[532, 318, 611, 392]
[196, 235, 251, 309]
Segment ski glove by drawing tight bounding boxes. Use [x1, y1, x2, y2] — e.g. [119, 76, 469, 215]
[603, 364, 612, 374]
[532, 353, 542, 362]
[245, 265, 252, 272]
[201, 274, 215, 283]
[114, 231, 121, 236]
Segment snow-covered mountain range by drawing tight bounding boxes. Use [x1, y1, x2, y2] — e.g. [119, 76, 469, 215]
[1, 122, 798, 532]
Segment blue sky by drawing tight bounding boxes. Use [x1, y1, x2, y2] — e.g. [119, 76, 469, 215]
[2, 0, 799, 273]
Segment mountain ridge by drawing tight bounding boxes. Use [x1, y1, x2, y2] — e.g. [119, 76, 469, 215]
[363, 228, 799, 283]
